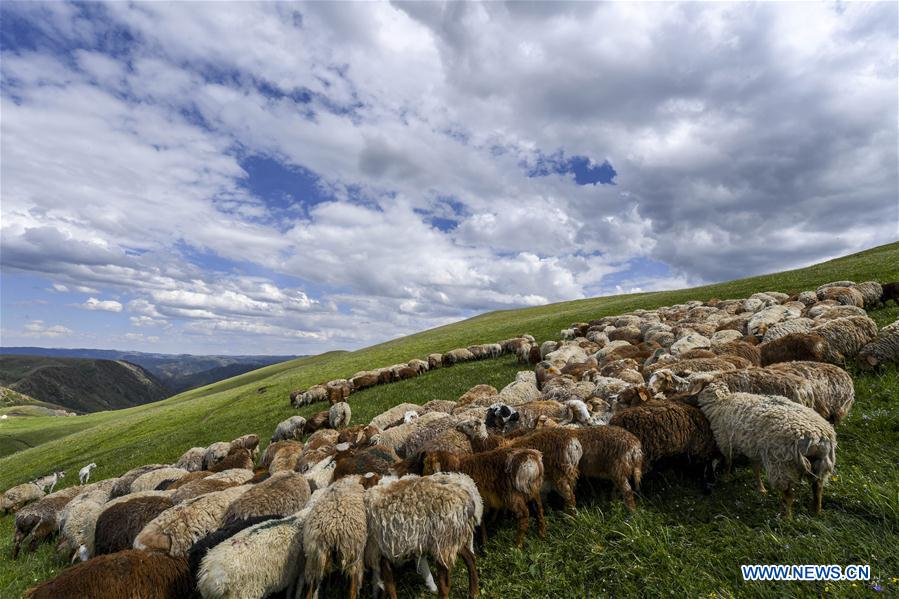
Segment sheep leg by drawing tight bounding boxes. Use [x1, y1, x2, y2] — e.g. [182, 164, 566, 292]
[11, 528, 25, 558]
[533, 497, 546, 539]
[557, 477, 578, 513]
[348, 569, 360, 599]
[460, 545, 480, 598]
[616, 475, 637, 512]
[416, 555, 437, 593]
[436, 562, 451, 599]
[753, 462, 767, 495]
[811, 478, 824, 515]
[511, 497, 530, 548]
[379, 557, 398, 599]
[479, 521, 489, 547]
[781, 486, 794, 520]
[28, 519, 54, 553]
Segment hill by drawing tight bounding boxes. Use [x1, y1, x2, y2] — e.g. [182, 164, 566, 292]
[0, 356, 169, 414]
[0, 387, 75, 417]
[1, 241, 898, 597]
[0, 348, 299, 394]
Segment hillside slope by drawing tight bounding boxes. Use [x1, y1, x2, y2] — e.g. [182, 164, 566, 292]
[0, 356, 169, 414]
[1, 241, 898, 597]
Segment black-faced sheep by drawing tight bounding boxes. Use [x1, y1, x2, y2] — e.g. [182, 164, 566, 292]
[24, 550, 192, 599]
[697, 382, 837, 518]
[423, 446, 545, 547]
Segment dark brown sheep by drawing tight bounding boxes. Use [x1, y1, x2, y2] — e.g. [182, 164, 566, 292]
[882, 281, 899, 305]
[94, 495, 174, 556]
[208, 447, 254, 473]
[326, 379, 353, 404]
[610, 400, 720, 490]
[332, 444, 401, 480]
[161, 470, 210, 490]
[599, 343, 653, 366]
[423, 447, 545, 547]
[759, 332, 827, 366]
[302, 410, 331, 435]
[24, 550, 191, 599]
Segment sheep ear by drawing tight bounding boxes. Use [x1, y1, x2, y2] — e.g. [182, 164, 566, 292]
[510, 412, 520, 422]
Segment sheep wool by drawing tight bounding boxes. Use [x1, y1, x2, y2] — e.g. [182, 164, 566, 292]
[1, 483, 44, 514]
[761, 318, 814, 343]
[197, 510, 309, 599]
[370, 403, 422, 430]
[329, 401, 352, 428]
[766, 361, 855, 424]
[303, 476, 368, 597]
[271, 416, 307, 442]
[858, 319, 899, 368]
[134, 484, 252, 556]
[697, 383, 836, 517]
[130, 468, 189, 493]
[812, 315, 879, 364]
[175, 447, 207, 472]
[222, 470, 311, 526]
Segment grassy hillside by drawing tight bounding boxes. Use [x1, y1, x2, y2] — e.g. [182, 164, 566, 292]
[1, 241, 898, 597]
[0, 356, 169, 414]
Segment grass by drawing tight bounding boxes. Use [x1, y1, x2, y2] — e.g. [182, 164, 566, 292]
[1, 241, 898, 597]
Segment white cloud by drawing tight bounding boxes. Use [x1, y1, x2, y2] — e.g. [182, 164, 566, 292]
[80, 297, 123, 312]
[21, 320, 73, 338]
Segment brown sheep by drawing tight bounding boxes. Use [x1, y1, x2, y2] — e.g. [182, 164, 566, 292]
[712, 341, 761, 366]
[336, 424, 380, 446]
[816, 286, 865, 307]
[759, 332, 827, 366]
[423, 447, 545, 547]
[332, 444, 400, 480]
[260, 441, 302, 469]
[326, 379, 353, 404]
[456, 420, 583, 512]
[94, 495, 174, 556]
[455, 384, 498, 410]
[161, 471, 210, 491]
[561, 357, 600, 379]
[351, 371, 379, 391]
[208, 448, 254, 473]
[171, 478, 241, 504]
[610, 401, 720, 491]
[12, 486, 82, 557]
[302, 410, 331, 435]
[24, 550, 192, 599]
[599, 343, 653, 365]
[573, 425, 645, 511]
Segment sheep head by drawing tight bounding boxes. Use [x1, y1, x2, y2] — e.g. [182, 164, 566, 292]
[456, 419, 488, 441]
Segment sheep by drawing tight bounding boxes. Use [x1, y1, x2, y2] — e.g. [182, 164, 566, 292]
[454, 384, 499, 412]
[175, 447, 207, 472]
[644, 357, 737, 378]
[761, 318, 814, 343]
[326, 379, 354, 404]
[302, 410, 332, 435]
[608, 326, 643, 344]
[229, 434, 260, 457]
[711, 340, 761, 366]
[371, 403, 423, 430]
[12, 485, 82, 557]
[811, 305, 868, 322]
[370, 411, 449, 457]
[427, 353, 443, 369]
[423, 446, 545, 547]
[494, 376, 541, 406]
[421, 399, 457, 414]
[134, 484, 251, 556]
[1, 483, 44, 514]
[292, 384, 329, 407]
[130, 468, 190, 493]
[197, 510, 309, 599]
[691, 368, 816, 411]
[78, 463, 97, 485]
[759, 332, 828, 366]
[170, 477, 245, 504]
[535, 361, 562, 390]
[812, 315, 879, 364]
[221, 470, 310, 526]
[32, 471, 65, 494]
[209, 448, 254, 473]
[92, 492, 175, 556]
[333, 444, 401, 480]
[337, 424, 381, 446]
[204, 442, 232, 470]
[747, 305, 801, 337]
[351, 371, 380, 391]
[816, 281, 856, 294]
[56, 484, 114, 562]
[710, 329, 744, 346]
[485, 400, 587, 433]
[541, 376, 597, 403]
[187, 514, 277, 580]
[302, 454, 338, 492]
[816, 286, 865, 307]
[271, 416, 308, 442]
[609, 401, 719, 492]
[443, 347, 475, 366]
[766, 361, 855, 424]
[408, 358, 430, 374]
[23, 550, 192, 599]
[261, 440, 302, 469]
[858, 319, 899, 368]
[364, 473, 482, 599]
[109, 464, 169, 499]
[456, 420, 583, 512]
[696, 382, 837, 518]
[403, 416, 473, 457]
[882, 281, 899, 305]
[303, 475, 368, 599]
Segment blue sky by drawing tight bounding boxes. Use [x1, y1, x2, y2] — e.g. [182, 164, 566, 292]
[1, 2, 896, 354]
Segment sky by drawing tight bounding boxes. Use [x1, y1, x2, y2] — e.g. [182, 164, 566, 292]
[1, 1, 896, 355]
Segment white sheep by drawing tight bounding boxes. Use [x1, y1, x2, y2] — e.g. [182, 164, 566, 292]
[697, 382, 836, 518]
[32, 471, 66, 494]
[272, 416, 308, 442]
[329, 401, 352, 428]
[78, 464, 97, 485]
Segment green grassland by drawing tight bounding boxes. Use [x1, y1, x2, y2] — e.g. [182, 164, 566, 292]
[1, 242, 898, 597]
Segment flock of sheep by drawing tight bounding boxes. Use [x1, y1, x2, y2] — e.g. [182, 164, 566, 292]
[2, 278, 897, 599]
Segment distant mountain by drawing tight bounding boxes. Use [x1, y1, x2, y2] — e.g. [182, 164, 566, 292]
[0, 386, 76, 417]
[0, 356, 170, 413]
[1, 348, 299, 394]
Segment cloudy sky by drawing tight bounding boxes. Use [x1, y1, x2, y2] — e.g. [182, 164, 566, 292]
[1, 2, 896, 355]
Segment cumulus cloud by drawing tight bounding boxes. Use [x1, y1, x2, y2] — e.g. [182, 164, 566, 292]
[21, 320, 73, 338]
[1, 1, 895, 353]
[80, 297, 124, 312]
